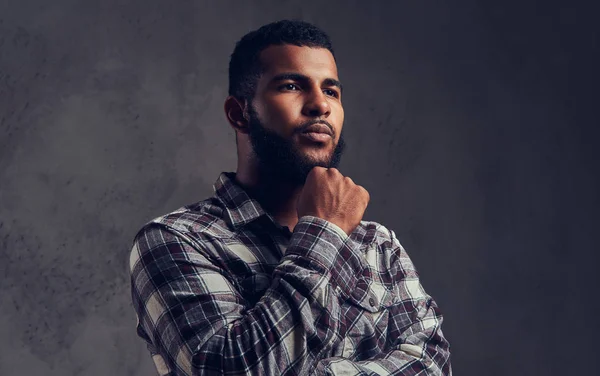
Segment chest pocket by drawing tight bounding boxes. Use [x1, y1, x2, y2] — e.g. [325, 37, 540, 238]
[344, 242, 399, 312]
[347, 277, 397, 313]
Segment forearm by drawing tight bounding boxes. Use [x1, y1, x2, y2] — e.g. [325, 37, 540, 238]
[195, 252, 344, 374]
[316, 349, 450, 376]
[316, 304, 451, 375]
[316, 328, 451, 375]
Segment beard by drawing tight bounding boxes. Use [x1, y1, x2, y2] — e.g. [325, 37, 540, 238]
[246, 105, 346, 187]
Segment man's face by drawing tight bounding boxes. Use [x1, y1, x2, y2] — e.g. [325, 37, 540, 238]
[246, 44, 346, 186]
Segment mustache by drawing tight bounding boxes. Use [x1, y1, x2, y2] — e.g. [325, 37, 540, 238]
[297, 119, 334, 134]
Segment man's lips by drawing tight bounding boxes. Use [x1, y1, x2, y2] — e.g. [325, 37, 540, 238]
[299, 132, 332, 143]
[301, 123, 333, 136]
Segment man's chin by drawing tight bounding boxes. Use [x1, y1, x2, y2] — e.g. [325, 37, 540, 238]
[258, 163, 314, 186]
[296, 148, 337, 166]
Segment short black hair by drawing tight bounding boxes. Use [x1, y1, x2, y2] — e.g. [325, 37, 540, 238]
[228, 20, 335, 101]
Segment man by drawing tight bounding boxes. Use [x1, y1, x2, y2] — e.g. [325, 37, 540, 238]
[130, 20, 451, 375]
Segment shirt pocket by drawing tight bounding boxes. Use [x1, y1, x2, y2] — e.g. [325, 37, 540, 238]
[345, 241, 398, 312]
[347, 277, 397, 313]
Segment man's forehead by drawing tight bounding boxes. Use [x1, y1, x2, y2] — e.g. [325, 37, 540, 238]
[259, 44, 339, 79]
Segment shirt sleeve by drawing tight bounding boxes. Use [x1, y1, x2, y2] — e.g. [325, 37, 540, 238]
[129, 216, 368, 376]
[314, 229, 452, 375]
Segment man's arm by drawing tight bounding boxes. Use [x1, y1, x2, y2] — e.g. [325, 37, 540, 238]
[315, 229, 452, 375]
[129, 216, 369, 376]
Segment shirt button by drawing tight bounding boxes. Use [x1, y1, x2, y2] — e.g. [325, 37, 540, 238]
[369, 298, 376, 307]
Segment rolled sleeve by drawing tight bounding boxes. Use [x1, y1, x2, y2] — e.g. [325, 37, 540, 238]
[285, 216, 369, 301]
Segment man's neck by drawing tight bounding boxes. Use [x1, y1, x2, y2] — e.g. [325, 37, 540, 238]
[234, 168, 303, 231]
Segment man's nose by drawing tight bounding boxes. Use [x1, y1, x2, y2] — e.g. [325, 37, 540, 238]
[301, 89, 331, 118]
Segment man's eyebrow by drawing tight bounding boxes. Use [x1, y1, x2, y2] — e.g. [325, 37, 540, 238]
[323, 78, 343, 92]
[271, 73, 343, 92]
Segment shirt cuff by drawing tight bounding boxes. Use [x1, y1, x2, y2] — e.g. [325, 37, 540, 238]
[286, 215, 367, 300]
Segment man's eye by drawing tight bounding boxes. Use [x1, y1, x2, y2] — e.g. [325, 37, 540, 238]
[324, 89, 339, 98]
[281, 84, 299, 91]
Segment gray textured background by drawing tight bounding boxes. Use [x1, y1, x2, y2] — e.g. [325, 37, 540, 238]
[1, 1, 598, 375]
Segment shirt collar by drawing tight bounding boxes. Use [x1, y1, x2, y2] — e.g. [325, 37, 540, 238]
[213, 171, 278, 230]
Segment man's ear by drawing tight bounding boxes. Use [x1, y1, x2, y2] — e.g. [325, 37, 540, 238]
[224, 96, 250, 135]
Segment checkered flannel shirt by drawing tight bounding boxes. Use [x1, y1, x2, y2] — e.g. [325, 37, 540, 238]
[130, 172, 451, 375]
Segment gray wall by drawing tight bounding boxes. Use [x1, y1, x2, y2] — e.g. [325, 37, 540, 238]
[1, 1, 598, 375]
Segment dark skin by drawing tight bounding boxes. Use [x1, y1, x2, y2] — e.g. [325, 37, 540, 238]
[224, 45, 344, 231]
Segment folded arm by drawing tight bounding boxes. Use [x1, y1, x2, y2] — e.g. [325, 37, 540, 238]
[129, 216, 368, 376]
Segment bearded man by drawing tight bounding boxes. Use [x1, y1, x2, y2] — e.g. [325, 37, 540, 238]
[129, 19, 452, 376]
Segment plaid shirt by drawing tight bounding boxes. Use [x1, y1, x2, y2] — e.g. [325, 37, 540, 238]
[129, 172, 451, 375]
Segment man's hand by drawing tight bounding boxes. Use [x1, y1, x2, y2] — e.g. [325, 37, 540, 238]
[297, 167, 370, 236]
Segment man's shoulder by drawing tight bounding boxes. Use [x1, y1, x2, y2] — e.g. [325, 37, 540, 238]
[135, 197, 234, 241]
[356, 220, 417, 275]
